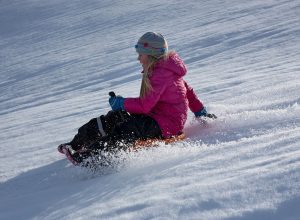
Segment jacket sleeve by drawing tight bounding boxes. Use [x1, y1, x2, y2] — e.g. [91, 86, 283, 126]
[124, 73, 167, 114]
[184, 80, 204, 112]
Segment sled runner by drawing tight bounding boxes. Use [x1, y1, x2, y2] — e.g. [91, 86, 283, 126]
[132, 132, 186, 150]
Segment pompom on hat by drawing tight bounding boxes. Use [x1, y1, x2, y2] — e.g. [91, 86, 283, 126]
[135, 32, 168, 58]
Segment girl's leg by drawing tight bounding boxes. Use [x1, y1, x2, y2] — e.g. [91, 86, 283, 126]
[69, 118, 100, 150]
[59, 110, 130, 151]
[70, 114, 162, 164]
[92, 114, 162, 151]
[57, 118, 100, 153]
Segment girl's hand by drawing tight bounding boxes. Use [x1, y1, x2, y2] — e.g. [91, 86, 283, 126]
[194, 107, 217, 119]
[109, 96, 125, 111]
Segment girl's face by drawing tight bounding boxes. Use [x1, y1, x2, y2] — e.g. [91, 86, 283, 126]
[137, 54, 149, 70]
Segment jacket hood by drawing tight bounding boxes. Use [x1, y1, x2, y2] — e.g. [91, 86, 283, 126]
[154, 52, 187, 77]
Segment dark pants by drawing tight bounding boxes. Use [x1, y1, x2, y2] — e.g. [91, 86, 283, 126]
[69, 110, 162, 152]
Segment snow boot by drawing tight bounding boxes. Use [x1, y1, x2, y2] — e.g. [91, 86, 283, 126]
[61, 146, 83, 166]
[57, 143, 73, 154]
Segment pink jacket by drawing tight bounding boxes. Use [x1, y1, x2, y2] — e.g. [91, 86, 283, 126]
[124, 53, 204, 137]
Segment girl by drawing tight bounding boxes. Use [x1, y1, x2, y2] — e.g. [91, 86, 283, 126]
[58, 32, 216, 166]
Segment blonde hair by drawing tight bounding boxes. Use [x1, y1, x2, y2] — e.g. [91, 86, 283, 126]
[139, 51, 174, 98]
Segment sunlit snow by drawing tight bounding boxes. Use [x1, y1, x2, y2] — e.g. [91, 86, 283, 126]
[1, 0, 299, 219]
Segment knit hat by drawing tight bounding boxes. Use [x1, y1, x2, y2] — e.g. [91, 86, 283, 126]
[135, 32, 168, 58]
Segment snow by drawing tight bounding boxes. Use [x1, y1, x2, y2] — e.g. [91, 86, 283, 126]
[1, 0, 300, 219]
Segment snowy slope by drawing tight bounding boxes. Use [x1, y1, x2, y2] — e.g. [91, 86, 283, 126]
[1, 0, 300, 219]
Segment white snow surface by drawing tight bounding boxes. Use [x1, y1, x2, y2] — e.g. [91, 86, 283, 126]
[1, 0, 300, 219]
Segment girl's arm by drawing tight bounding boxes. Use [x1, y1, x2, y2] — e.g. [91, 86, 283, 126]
[184, 81, 204, 112]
